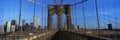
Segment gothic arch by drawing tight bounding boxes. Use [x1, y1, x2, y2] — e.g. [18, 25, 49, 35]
[47, 4, 72, 30]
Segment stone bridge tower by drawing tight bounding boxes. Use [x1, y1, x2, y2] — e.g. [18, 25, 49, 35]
[47, 4, 72, 30]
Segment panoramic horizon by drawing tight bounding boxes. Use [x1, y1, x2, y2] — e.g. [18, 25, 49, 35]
[0, 0, 120, 29]
[0, 0, 120, 40]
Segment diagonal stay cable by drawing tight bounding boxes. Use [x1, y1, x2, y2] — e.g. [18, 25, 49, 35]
[54, 0, 58, 4]
[27, 0, 47, 7]
[60, 0, 64, 4]
[71, 0, 87, 6]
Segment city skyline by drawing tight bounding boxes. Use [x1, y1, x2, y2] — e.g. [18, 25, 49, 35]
[0, 0, 120, 29]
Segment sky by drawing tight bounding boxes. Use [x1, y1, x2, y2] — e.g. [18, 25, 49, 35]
[0, 0, 120, 29]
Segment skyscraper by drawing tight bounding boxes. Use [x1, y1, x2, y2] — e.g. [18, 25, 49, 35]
[25, 23, 29, 31]
[11, 20, 16, 32]
[32, 16, 35, 27]
[22, 19, 26, 26]
[22, 19, 26, 31]
[11, 20, 15, 25]
[0, 20, 6, 34]
[0, 26, 4, 34]
[36, 17, 40, 29]
[3, 20, 7, 26]
[15, 19, 18, 26]
[4, 21, 7, 33]
[30, 23, 34, 31]
[108, 23, 112, 30]
[7, 21, 11, 33]
[15, 19, 18, 31]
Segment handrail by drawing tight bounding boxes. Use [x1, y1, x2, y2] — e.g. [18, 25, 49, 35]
[62, 30, 111, 40]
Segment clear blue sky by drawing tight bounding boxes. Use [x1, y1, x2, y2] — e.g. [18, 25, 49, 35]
[0, 0, 120, 29]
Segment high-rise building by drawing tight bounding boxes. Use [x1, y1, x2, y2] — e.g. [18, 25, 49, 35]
[30, 23, 34, 31]
[0, 26, 4, 34]
[4, 21, 8, 33]
[22, 19, 26, 31]
[22, 19, 26, 26]
[3, 20, 7, 26]
[7, 21, 11, 33]
[32, 16, 35, 27]
[15, 19, 18, 31]
[24, 23, 29, 31]
[11, 20, 15, 25]
[0, 20, 5, 34]
[36, 17, 40, 29]
[11, 20, 16, 32]
[15, 19, 18, 26]
[108, 23, 112, 30]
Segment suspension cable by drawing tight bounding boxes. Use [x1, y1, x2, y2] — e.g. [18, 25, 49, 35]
[9, 0, 10, 21]
[102, 0, 106, 29]
[14, 0, 15, 19]
[94, 0, 100, 39]
[33, 0, 36, 28]
[82, 0, 86, 34]
[27, 0, 46, 7]
[89, 2, 93, 31]
[87, 12, 120, 25]
[45, 1, 47, 30]
[71, 0, 87, 6]
[73, 0, 76, 30]
[113, 0, 118, 39]
[107, 0, 110, 23]
[60, 0, 64, 4]
[54, 0, 58, 4]
[74, 0, 78, 30]
[106, 0, 111, 38]
[18, 0, 22, 39]
[42, 0, 44, 31]
[2, 0, 4, 25]
[89, 0, 93, 30]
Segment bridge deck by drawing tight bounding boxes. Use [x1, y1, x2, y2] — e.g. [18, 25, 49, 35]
[1, 30, 117, 40]
[34, 30, 109, 40]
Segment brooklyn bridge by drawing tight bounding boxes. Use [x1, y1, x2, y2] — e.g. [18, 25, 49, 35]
[0, 0, 120, 40]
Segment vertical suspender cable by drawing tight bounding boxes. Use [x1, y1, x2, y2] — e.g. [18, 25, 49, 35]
[60, 0, 63, 4]
[89, 2, 92, 30]
[45, 2, 47, 30]
[113, 0, 118, 39]
[107, 0, 110, 23]
[73, 0, 75, 29]
[18, 0, 22, 40]
[73, 0, 76, 30]
[106, 0, 111, 38]
[103, 0, 106, 30]
[89, 1, 93, 30]
[9, 0, 10, 21]
[42, 0, 44, 31]
[8, 1, 11, 39]
[71, 0, 73, 29]
[2, 0, 4, 25]
[33, 0, 36, 29]
[14, 0, 15, 19]
[44, 1, 46, 30]
[94, 0, 100, 39]
[33, 0, 36, 31]
[82, 0, 86, 34]
[75, 0, 78, 30]
[13, 0, 15, 38]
